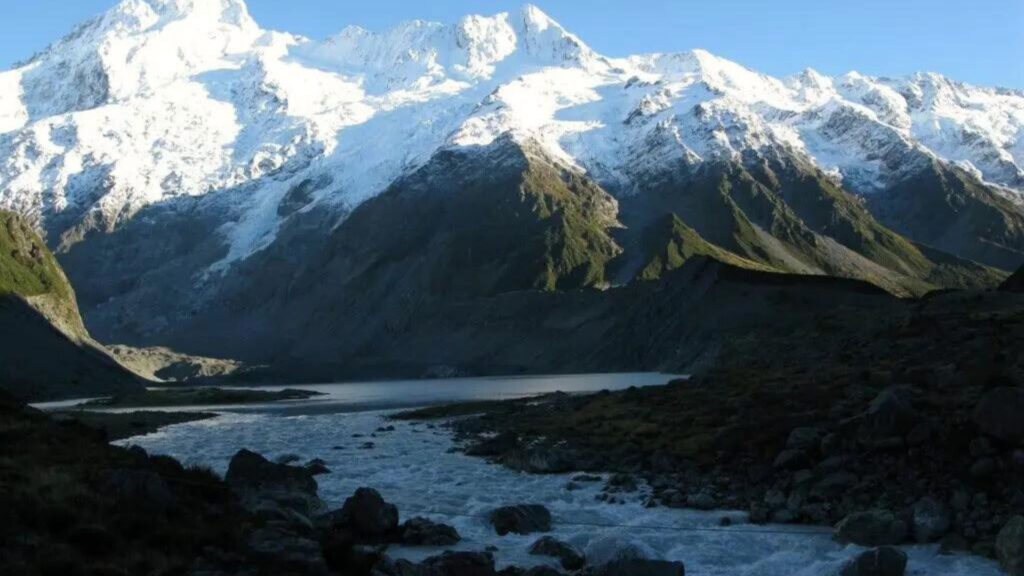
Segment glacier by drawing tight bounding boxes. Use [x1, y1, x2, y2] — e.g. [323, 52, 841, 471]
[1, 0, 1022, 273]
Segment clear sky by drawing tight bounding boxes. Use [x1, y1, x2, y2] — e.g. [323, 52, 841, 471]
[1, 0, 1022, 88]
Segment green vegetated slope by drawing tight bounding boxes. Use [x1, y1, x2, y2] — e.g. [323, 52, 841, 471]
[0, 210, 141, 401]
[625, 154, 1007, 296]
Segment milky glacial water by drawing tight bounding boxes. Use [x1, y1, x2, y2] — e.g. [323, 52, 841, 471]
[117, 374, 1002, 576]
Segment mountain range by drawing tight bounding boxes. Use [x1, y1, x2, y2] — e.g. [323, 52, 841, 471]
[1, 0, 1023, 376]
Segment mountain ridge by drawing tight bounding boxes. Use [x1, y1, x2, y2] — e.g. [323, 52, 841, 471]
[0, 2, 1020, 365]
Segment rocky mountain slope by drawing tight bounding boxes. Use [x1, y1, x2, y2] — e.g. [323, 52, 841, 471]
[0, 210, 141, 400]
[0, 1, 1021, 368]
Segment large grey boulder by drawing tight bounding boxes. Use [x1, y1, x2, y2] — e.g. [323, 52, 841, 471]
[974, 387, 1024, 444]
[489, 504, 552, 536]
[834, 510, 908, 546]
[839, 547, 907, 576]
[998, 516, 1024, 576]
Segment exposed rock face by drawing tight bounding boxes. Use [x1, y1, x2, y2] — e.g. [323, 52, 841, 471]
[998, 516, 1024, 576]
[974, 387, 1024, 444]
[489, 504, 552, 536]
[224, 448, 323, 517]
[834, 510, 908, 546]
[529, 536, 585, 571]
[839, 547, 908, 576]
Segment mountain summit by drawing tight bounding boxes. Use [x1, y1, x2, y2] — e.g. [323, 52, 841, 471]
[0, 2, 1022, 365]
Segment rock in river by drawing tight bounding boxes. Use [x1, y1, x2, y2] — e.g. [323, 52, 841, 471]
[529, 536, 585, 570]
[489, 504, 552, 536]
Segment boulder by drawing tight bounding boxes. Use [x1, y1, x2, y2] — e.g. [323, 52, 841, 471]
[401, 517, 461, 546]
[225, 449, 322, 515]
[974, 387, 1024, 444]
[593, 559, 685, 576]
[529, 536, 585, 570]
[420, 551, 497, 576]
[489, 505, 552, 536]
[834, 510, 908, 546]
[861, 387, 918, 440]
[336, 487, 400, 541]
[583, 535, 656, 567]
[911, 497, 951, 543]
[248, 525, 326, 570]
[839, 547, 907, 576]
[786, 427, 822, 452]
[998, 516, 1024, 576]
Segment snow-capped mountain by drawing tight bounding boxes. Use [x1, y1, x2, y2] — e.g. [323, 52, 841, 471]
[1, 0, 1021, 267]
[1, 0, 1022, 367]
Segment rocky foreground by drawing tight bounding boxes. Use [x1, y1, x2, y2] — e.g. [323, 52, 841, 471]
[398, 288, 1024, 575]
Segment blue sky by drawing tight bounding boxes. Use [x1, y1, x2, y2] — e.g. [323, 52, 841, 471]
[2, 0, 1022, 88]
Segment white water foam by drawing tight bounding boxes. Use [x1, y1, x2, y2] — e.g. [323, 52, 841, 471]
[123, 409, 1002, 576]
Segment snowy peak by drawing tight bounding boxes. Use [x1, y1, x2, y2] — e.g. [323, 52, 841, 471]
[304, 4, 603, 90]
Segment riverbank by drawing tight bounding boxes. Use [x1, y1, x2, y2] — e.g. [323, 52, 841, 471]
[395, 290, 1024, 571]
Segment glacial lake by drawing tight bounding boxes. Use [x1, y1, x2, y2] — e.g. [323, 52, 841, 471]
[105, 373, 999, 576]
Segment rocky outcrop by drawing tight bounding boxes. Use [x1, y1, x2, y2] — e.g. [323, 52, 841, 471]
[1003, 266, 1024, 292]
[489, 505, 552, 536]
[839, 547, 907, 576]
[225, 449, 323, 517]
[327, 487, 400, 543]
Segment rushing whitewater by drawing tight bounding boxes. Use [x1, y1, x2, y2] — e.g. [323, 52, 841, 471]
[124, 408, 1002, 576]
[1, 0, 1022, 273]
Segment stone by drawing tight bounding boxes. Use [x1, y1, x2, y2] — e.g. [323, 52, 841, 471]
[862, 386, 918, 440]
[911, 497, 951, 543]
[834, 510, 908, 546]
[336, 487, 399, 541]
[225, 449, 322, 515]
[975, 387, 1024, 444]
[971, 458, 996, 478]
[594, 559, 685, 576]
[401, 517, 461, 546]
[773, 449, 808, 470]
[786, 427, 822, 451]
[489, 505, 552, 536]
[420, 551, 496, 576]
[529, 536, 585, 571]
[997, 516, 1024, 576]
[839, 547, 907, 576]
